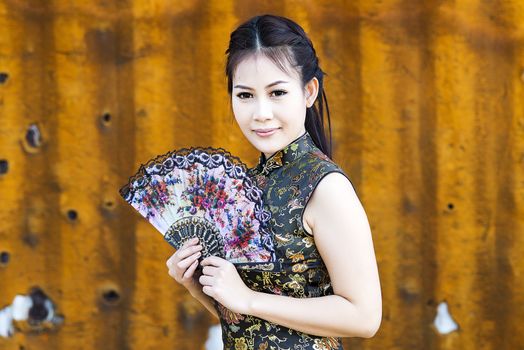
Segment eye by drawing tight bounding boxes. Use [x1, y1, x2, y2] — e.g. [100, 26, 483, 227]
[236, 92, 252, 99]
[271, 90, 287, 97]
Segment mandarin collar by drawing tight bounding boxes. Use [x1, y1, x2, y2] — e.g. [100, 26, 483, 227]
[249, 131, 315, 177]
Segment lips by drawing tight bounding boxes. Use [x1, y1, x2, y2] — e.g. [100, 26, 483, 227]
[254, 128, 279, 132]
[254, 128, 279, 137]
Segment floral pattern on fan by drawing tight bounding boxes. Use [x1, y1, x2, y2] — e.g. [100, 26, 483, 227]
[119, 146, 276, 264]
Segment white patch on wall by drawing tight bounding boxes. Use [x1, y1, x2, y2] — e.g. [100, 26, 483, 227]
[204, 323, 223, 350]
[433, 301, 459, 334]
[12, 295, 34, 321]
[0, 295, 32, 337]
[0, 305, 14, 337]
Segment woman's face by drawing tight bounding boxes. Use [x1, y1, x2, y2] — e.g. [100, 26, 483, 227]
[232, 54, 316, 159]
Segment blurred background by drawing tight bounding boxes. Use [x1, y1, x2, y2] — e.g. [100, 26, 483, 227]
[0, 0, 523, 349]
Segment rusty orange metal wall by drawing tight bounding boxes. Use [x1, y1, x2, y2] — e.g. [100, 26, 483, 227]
[0, 1, 522, 349]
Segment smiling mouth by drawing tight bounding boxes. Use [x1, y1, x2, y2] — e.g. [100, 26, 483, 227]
[253, 128, 280, 132]
[254, 128, 279, 136]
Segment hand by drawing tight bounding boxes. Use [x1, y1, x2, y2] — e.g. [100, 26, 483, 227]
[199, 256, 255, 315]
[166, 237, 203, 296]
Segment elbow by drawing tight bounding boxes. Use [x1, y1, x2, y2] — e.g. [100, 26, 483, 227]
[363, 320, 381, 338]
[339, 295, 382, 338]
[362, 307, 382, 338]
[345, 302, 381, 338]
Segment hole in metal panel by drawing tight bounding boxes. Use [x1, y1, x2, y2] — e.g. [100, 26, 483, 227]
[67, 210, 78, 221]
[25, 124, 42, 148]
[0, 251, 9, 265]
[0, 160, 8, 174]
[0, 72, 8, 84]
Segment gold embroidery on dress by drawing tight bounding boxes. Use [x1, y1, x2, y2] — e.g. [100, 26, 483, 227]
[236, 263, 275, 271]
[259, 151, 284, 176]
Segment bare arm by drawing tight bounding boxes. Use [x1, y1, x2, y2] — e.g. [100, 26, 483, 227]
[190, 285, 219, 320]
[166, 238, 219, 320]
[248, 292, 373, 338]
[247, 172, 382, 338]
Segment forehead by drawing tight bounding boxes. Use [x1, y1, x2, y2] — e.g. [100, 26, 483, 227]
[233, 53, 300, 84]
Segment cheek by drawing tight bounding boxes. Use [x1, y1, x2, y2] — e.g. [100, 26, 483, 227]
[278, 98, 305, 117]
[232, 101, 249, 126]
[233, 104, 249, 130]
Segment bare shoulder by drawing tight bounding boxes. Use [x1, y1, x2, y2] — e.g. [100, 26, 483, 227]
[303, 171, 362, 236]
[302, 170, 381, 335]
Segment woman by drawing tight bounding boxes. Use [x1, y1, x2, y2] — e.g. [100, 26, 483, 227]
[166, 14, 382, 349]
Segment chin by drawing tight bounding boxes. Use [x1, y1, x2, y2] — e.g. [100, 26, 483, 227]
[254, 143, 276, 155]
[248, 139, 276, 156]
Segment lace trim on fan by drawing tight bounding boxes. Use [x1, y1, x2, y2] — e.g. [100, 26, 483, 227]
[121, 146, 250, 193]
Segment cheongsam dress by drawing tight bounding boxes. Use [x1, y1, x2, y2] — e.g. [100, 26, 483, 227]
[213, 130, 356, 350]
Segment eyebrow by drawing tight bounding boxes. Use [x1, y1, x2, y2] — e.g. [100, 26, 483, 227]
[233, 80, 289, 90]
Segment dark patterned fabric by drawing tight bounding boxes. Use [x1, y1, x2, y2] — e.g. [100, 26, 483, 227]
[213, 131, 355, 350]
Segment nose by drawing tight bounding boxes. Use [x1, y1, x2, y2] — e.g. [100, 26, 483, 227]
[253, 97, 273, 121]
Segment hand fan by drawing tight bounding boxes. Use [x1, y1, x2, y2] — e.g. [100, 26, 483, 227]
[118, 146, 276, 265]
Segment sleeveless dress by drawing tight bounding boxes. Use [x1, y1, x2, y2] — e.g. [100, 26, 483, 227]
[213, 130, 355, 350]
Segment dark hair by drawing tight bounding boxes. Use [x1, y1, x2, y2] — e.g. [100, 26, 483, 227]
[225, 14, 333, 159]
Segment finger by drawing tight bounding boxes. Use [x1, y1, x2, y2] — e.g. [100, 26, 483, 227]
[167, 239, 197, 267]
[200, 255, 224, 267]
[179, 237, 199, 251]
[202, 265, 219, 276]
[177, 251, 202, 270]
[182, 259, 199, 279]
[174, 238, 198, 258]
[176, 244, 203, 261]
[167, 238, 200, 267]
[202, 285, 214, 298]
[199, 274, 212, 286]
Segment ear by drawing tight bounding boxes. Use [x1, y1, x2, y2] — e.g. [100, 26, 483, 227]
[305, 77, 319, 108]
